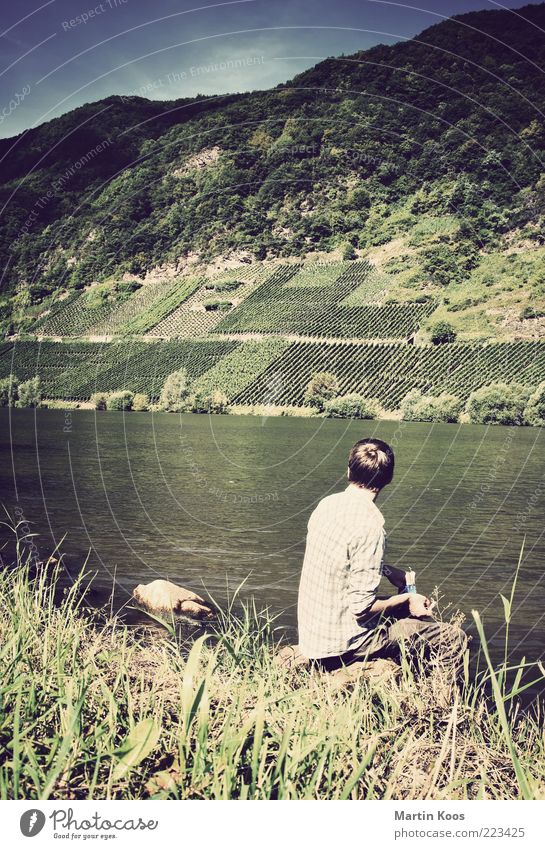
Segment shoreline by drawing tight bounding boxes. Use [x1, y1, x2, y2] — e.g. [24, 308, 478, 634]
[16, 402, 539, 427]
[1, 551, 544, 800]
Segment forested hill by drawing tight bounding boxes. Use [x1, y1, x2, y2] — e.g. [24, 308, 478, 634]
[1, 3, 545, 340]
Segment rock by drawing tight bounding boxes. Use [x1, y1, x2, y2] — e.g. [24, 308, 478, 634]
[274, 644, 312, 670]
[132, 580, 216, 620]
[273, 643, 400, 686]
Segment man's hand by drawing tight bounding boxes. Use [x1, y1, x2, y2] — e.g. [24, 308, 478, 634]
[408, 593, 435, 618]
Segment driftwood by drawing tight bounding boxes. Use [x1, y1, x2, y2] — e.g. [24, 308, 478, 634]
[132, 580, 216, 620]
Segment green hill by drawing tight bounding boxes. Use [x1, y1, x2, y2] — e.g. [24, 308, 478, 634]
[0, 4, 544, 411]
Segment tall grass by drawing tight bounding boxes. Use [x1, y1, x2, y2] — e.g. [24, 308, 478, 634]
[0, 547, 544, 800]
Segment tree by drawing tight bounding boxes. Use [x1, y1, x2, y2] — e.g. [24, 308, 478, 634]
[350, 188, 371, 211]
[0, 373, 19, 407]
[304, 372, 340, 411]
[465, 383, 530, 426]
[106, 390, 134, 411]
[430, 321, 457, 345]
[400, 389, 462, 423]
[132, 393, 150, 411]
[323, 394, 380, 419]
[158, 368, 190, 412]
[190, 389, 229, 414]
[15, 376, 41, 408]
[342, 244, 357, 260]
[90, 392, 108, 410]
[524, 381, 545, 426]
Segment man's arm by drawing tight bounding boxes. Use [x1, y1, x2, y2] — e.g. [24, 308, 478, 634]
[347, 525, 385, 618]
[348, 528, 433, 620]
[369, 592, 432, 618]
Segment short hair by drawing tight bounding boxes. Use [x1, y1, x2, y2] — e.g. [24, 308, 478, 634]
[347, 438, 394, 490]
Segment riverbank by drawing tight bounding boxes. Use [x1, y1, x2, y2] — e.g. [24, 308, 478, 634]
[1, 548, 544, 800]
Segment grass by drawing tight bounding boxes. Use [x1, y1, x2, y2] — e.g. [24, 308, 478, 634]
[1, 543, 545, 800]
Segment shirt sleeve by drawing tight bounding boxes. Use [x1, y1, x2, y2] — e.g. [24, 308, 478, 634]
[347, 523, 385, 616]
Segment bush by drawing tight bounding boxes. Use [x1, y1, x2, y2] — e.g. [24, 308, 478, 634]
[519, 305, 545, 320]
[342, 244, 357, 260]
[158, 368, 190, 412]
[15, 376, 41, 408]
[304, 372, 340, 411]
[190, 389, 229, 414]
[215, 281, 242, 293]
[90, 392, 109, 410]
[323, 394, 380, 419]
[0, 373, 19, 407]
[465, 382, 530, 426]
[132, 393, 150, 412]
[204, 281, 241, 292]
[430, 321, 457, 345]
[524, 381, 545, 426]
[203, 299, 233, 311]
[115, 279, 142, 297]
[106, 390, 134, 411]
[400, 389, 462, 423]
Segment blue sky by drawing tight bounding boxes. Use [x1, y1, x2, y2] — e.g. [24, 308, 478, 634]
[0, 0, 539, 138]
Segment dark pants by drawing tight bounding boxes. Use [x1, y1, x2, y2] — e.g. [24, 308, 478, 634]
[315, 617, 468, 676]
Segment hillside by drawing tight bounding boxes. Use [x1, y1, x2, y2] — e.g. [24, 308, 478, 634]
[0, 4, 544, 412]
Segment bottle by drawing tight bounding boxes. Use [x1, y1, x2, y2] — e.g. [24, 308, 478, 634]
[403, 569, 416, 594]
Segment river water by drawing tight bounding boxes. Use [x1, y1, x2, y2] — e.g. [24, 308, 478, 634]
[1, 409, 544, 676]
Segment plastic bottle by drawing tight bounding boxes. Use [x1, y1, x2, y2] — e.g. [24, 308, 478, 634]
[403, 569, 416, 594]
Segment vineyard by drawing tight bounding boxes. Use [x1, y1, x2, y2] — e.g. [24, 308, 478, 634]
[25, 259, 440, 342]
[31, 292, 114, 337]
[89, 278, 193, 336]
[6, 259, 544, 411]
[2, 339, 544, 410]
[146, 264, 273, 338]
[233, 340, 545, 409]
[213, 260, 434, 339]
[118, 277, 203, 336]
[192, 339, 290, 399]
[0, 340, 238, 400]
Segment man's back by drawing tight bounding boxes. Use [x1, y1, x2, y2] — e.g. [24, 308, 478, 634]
[297, 484, 385, 659]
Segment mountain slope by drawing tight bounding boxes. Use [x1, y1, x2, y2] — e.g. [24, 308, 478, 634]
[1, 3, 544, 341]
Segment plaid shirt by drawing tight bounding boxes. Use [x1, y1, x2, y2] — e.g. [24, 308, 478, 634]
[297, 484, 386, 659]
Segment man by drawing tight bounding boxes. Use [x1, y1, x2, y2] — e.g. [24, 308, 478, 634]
[297, 438, 467, 673]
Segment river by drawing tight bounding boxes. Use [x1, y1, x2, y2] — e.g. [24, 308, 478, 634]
[1, 409, 544, 676]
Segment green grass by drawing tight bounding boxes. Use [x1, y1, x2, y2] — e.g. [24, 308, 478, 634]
[1, 541, 545, 800]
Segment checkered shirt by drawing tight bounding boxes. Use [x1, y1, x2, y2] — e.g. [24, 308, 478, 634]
[297, 484, 386, 659]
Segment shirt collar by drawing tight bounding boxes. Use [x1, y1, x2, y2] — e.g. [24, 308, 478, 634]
[344, 484, 384, 522]
[345, 483, 376, 501]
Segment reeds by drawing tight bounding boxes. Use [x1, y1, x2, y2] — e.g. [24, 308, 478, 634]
[0, 546, 544, 800]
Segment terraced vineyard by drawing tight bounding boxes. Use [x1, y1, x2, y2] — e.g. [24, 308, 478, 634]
[31, 293, 115, 337]
[26, 259, 436, 343]
[214, 260, 432, 339]
[120, 277, 203, 336]
[0, 341, 117, 398]
[90, 279, 188, 336]
[3, 339, 543, 410]
[192, 339, 290, 399]
[234, 341, 545, 409]
[147, 264, 277, 337]
[0, 340, 238, 400]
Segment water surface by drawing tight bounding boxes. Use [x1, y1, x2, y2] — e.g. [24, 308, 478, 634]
[1, 410, 544, 672]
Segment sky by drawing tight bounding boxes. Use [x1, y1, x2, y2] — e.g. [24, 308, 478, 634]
[0, 0, 540, 138]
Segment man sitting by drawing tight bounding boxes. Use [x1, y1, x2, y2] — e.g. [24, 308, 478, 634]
[297, 438, 467, 674]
